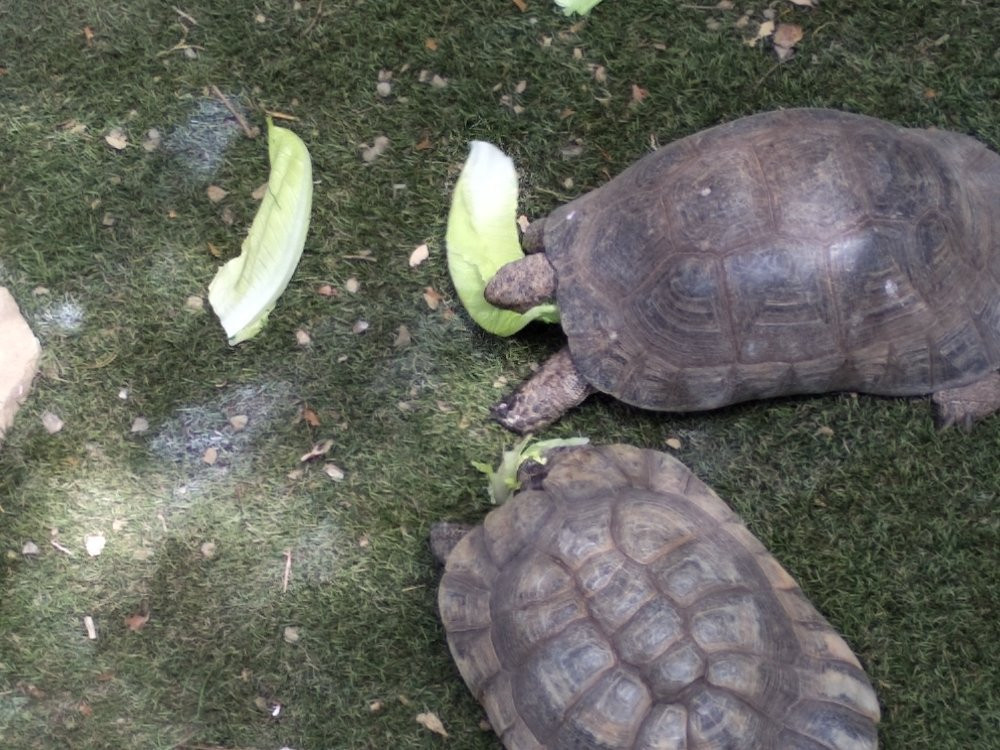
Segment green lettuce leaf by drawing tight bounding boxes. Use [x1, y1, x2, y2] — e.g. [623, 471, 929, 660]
[208, 119, 312, 345]
[446, 141, 559, 337]
[473, 435, 590, 504]
[555, 0, 605, 16]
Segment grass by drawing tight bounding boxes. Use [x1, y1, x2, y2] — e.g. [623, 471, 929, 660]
[1, 0, 998, 748]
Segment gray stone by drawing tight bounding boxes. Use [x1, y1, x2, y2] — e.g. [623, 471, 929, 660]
[0, 287, 41, 442]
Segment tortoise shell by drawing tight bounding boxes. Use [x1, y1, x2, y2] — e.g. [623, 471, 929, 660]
[438, 444, 880, 749]
[540, 108, 1000, 411]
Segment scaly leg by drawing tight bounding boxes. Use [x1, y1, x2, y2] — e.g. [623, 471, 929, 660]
[491, 347, 593, 434]
[932, 370, 1000, 429]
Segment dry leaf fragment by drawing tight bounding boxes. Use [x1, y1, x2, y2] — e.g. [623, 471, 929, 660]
[409, 243, 429, 267]
[301, 406, 321, 427]
[22, 541, 40, 556]
[369, 699, 385, 713]
[789, 0, 816, 6]
[104, 128, 127, 150]
[185, 294, 204, 311]
[142, 128, 162, 152]
[251, 182, 268, 200]
[200, 541, 217, 558]
[295, 329, 312, 346]
[422, 287, 443, 310]
[665, 436, 682, 450]
[746, 19, 776, 45]
[352, 319, 370, 334]
[41, 411, 64, 434]
[83, 616, 97, 640]
[206, 185, 228, 203]
[202, 446, 218, 465]
[376, 81, 392, 97]
[416, 711, 449, 738]
[512, 0, 527, 10]
[361, 135, 390, 163]
[815, 425, 835, 437]
[430, 74, 448, 88]
[393, 324, 412, 348]
[130, 416, 150, 433]
[414, 135, 433, 150]
[345, 277, 361, 293]
[229, 414, 249, 431]
[124, 610, 149, 631]
[300, 439, 334, 462]
[773, 22, 804, 61]
[78, 701, 93, 716]
[425, 38, 438, 51]
[207, 241, 223, 258]
[317, 283, 337, 297]
[630, 84, 649, 104]
[283, 626, 300, 643]
[83, 26, 95, 46]
[323, 462, 345, 481]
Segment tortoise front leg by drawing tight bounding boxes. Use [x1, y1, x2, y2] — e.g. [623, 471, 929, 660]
[931, 370, 1000, 428]
[491, 347, 593, 434]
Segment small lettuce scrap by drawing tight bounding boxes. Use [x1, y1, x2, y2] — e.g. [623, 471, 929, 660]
[472, 435, 590, 504]
[555, 0, 605, 16]
[208, 119, 312, 345]
[446, 141, 559, 337]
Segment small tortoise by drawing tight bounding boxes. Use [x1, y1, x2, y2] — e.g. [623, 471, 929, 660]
[434, 444, 880, 749]
[485, 108, 1000, 433]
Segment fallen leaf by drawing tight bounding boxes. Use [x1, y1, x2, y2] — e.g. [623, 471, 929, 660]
[229, 414, 249, 431]
[352, 319, 370, 334]
[422, 287, 443, 310]
[815, 425, 835, 437]
[393, 324, 412, 348]
[512, 0, 527, 11]
[82, 26, 95, 46]
[206, 185, 228, 203]
[416, 711, 449, 738]
[301, 407, 321, 427]
[665, 436, 682, 450]
[414, 134, 432, 150]
[317, 283, 337, 297]
[185, 295, 204, 311]
[345, 277, 361, 293]
[200, 541, 217, 558]
[202, 446, 218, 464]
[369, 699, 385, 713]
[22, 541, 39, 556]
[630, 84, 649, 104]
[295, 329, 312, 346]
[773, 22, 804, 59]
[283, 626, 300, 643]
[207, 241, 223, 258]
[789, 0, 815, 6]
[78, 701, 93, 716]
[300, 439, 334, 462]
[124, 610, 150, 631]
[104, 128, 127, 150]
[409, 243, 429, 267]
[41, 411, 64, 434]
[251, 182, 268, 200]
[424, 38, 438, 51]
[323, 462, 345, 481]
[430, 74, 448, 88]
[358, 534, 370, 548]
[130, 417, 149, 433]
[101, 212, 116, 227]
[376, 80, 392, 97]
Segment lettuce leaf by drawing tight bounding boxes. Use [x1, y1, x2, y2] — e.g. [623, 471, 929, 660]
[473, 435, 590, 504]
[208, 119, 312, 345]
[555, 0, 606, 16]
[446, 141, 559, 337]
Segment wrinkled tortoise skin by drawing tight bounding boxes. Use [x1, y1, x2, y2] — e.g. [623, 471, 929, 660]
[541, 109, 1000, 412]
[439, 444, 880, 749]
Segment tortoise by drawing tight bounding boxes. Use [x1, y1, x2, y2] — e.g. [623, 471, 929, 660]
[484, 108, 1000, 433]
[433, 443, 880, 749]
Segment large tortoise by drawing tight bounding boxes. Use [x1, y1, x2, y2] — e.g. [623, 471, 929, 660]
[484, 108, 1000, 433]
[434, 444, 880, 749]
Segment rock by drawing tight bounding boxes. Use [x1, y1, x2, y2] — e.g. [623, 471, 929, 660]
[0, 287, 41, 443]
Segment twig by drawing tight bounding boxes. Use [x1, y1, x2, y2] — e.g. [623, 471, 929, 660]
[209, 85, 256, 139]
[172, 6, 198, 25]
[51, 540, 75, 556]
[303, 0, 324, 35]
[282, 548, 292, 593]
[265, 110, 299, 122]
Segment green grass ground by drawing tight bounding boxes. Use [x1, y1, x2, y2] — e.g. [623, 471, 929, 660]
[1, 1, 998, 748]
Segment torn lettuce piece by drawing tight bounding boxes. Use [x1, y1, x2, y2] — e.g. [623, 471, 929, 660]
[208, 119, 312, 345]
[555, 0, 605, 15]
[446, 141, 559, 337]
[473, 435, 590, 504]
